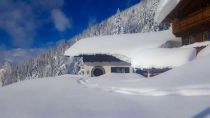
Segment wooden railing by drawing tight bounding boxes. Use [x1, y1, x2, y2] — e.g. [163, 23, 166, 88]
[173, 6, 210, 34]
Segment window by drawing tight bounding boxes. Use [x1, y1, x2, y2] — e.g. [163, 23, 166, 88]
[189, 35, 195, 44]
[203, 31, 210, 41]
[208, 33, 210, 41]
[111, 67, 130, 73]
[91, 66, 105, 77]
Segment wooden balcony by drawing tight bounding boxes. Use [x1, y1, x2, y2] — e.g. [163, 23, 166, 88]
[172, 6, 210, 34]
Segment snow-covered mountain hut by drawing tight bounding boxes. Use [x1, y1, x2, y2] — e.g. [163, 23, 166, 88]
[74, 54, 132, 77]
[155, 0, 210, 53]
[65, 30, 196, 77]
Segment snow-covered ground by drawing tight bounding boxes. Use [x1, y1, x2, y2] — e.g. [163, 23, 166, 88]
[197, 46, 210, 58]
[0, 54, 210, 118]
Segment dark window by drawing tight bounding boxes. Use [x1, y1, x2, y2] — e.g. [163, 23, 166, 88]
[203, 32, 208, 41]
[136, 68, 171, 77]
[208, 33, 210, 41]
[93, 68, 103, 76]
[91, 66, 105, 77]
[203, 31, 210, 41]
[111, 67, 130, 73]
[189, 35, 195, 44]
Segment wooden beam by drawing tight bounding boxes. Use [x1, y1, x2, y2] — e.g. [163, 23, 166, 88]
[172, 6, 210, 34]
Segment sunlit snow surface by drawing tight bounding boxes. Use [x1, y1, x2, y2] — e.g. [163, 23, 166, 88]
[65, 30, 196, 69]
[1, 55, 210, 118]
[197, 46, 210, 58]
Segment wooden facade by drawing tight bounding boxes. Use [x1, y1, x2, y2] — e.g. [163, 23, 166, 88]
[173, 6, 210, 34]
[163, 0, 210, 45]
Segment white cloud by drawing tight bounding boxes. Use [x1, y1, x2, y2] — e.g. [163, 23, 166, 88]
[0, 0, 65, 48]
[0, 1, 35, 47]
[0, 48, 46, 64]
[51, 9, 72, 32]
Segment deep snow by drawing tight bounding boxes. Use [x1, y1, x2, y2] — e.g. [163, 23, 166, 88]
[131, 48, 196, 69]
[64, 30, 178, 58]
[65, 30, 196, 69]
[181, 41, 210, 48]
[0, 54, 210, 118]
[197, 46, 210, 58]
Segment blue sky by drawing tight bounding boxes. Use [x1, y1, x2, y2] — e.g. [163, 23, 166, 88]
[0, 0, 140, 50]
[0, 0, 140, 64]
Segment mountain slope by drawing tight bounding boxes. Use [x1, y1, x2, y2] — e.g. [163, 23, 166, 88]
[1, 0, 169, 86]
[76, 0, 168, 39]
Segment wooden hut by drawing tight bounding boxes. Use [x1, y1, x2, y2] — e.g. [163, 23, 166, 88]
[161, 0, 210, 46]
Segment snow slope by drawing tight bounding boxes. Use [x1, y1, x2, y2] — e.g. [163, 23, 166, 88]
[0, 75, 150, 118]
[0, 55, 210, 118]
[85, 54, 210, 96]
[197, 46, 210, 58]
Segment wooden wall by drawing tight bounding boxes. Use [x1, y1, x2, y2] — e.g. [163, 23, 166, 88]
[182, 31, 210, 45]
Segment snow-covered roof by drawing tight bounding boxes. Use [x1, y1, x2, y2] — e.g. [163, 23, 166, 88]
[132, 48, 196, 69]
[65, 30, 196, 69]
[155, 0, 181, 23]
[65, 30, 177, 57]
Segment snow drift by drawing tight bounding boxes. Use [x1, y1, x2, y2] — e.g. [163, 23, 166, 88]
[132, 48, 196, 69]
[64, 30, 178, 58]
[65, 30, 196, 69]
[197, 46, 210, 58]
[181, 41, 210, 48]
[0, 55, 210, 118]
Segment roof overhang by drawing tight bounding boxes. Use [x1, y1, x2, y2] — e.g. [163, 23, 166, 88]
[155, 0, 181, 23]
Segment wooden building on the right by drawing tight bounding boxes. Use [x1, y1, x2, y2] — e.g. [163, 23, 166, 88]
[159, 0, 210, 46]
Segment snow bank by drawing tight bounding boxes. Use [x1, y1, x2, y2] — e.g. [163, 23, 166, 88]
[82, 55, 210, 117]
[65, 30, 195, 68]
[197, 46, 210, 58]
[64, 30, 177, 59]
[132, 48, 196, 69]
[84, 54, 210, 96]
[1, 55, 210, 118]
[93, 73, 144, 80]
[160, 39, 182, 48]
[155, 0, 181, 23]
[0, 75, 149, 118]
[181, 41, 210, 48]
